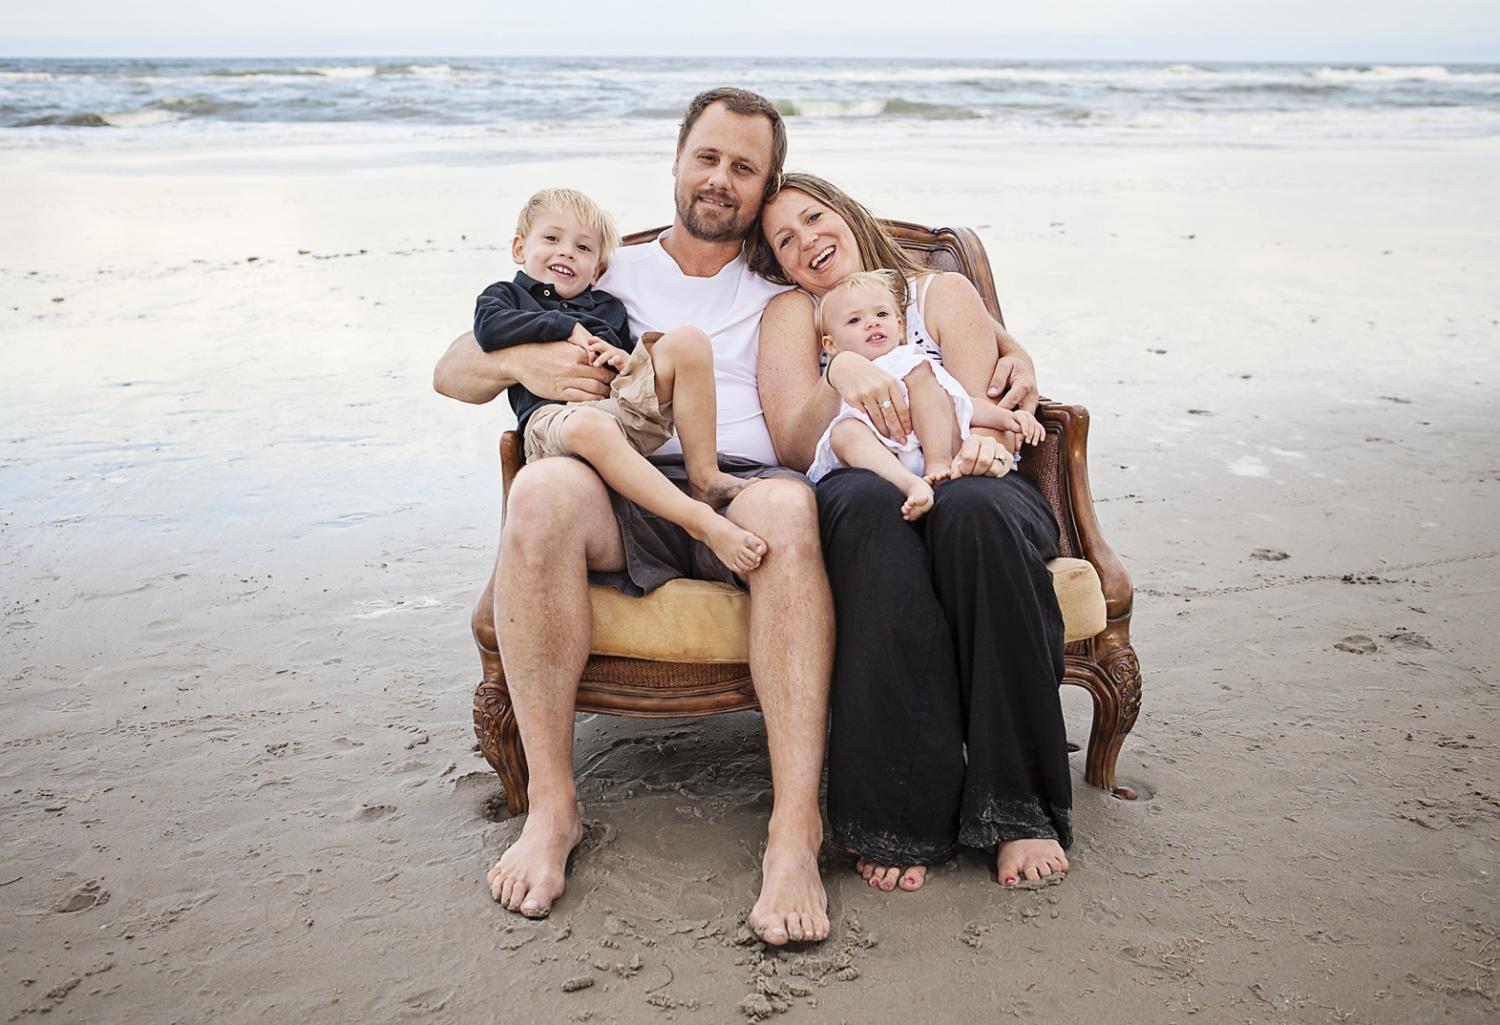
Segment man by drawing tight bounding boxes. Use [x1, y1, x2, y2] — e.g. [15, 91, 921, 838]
[433, 88, 833, 946]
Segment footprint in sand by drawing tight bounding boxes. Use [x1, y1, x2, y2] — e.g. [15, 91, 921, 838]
[353, 803, 398, 822]
[1382, 628, 1434, 650]
[52, 880, 110, 914]
[1251, 548, 1289, 561]
[1334, 635, 1377, 655]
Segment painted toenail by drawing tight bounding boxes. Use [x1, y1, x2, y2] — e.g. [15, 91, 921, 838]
[1003, 875, 1018, 885]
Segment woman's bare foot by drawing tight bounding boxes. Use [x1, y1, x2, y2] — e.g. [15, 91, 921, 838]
[695, 513, 768, 574]
[748, 825, 829, 945]
[485, 808, 585, 918]
[855, 857, 927, 892]
[899, 476, 935, 521]
[689, 470, 759, 509]
[996, 838, 1069, 887]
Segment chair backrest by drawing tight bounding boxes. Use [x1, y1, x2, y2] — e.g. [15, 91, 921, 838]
[619, 221, 1005, 327]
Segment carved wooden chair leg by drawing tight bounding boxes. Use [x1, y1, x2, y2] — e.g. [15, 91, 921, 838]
[1063, 652, 1140, 801]
[473, 676, 531, 815]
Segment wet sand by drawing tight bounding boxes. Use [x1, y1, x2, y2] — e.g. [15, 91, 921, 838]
[2, 128, 1498, 1022]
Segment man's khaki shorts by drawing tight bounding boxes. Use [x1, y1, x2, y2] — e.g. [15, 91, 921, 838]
[523, 342, 674, 462]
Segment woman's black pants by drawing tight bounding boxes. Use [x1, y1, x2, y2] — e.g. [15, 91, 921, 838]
[816, 468, 1072, 865]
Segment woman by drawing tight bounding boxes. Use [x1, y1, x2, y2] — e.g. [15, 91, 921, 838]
[751, 173, 1072, 892]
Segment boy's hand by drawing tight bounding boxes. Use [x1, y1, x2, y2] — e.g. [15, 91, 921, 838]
[586, 338, 629, 372]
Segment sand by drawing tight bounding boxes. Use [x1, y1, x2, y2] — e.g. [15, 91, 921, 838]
[2, 124, 1498, 1023]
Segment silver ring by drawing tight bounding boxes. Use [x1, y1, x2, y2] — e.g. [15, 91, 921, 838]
[879, 399, 893, 410]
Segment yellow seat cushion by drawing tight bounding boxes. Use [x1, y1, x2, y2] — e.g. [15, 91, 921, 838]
[589, 557, 1105, 662]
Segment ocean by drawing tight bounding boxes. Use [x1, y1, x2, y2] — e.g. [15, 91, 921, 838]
[3, 56, 1499, 151]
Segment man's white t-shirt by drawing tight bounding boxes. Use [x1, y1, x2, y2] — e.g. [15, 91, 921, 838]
[598, 230, 792, 466]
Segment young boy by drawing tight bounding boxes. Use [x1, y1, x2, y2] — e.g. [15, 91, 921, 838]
[806, 270, 1044, 521]
[474, 188, 766, 573]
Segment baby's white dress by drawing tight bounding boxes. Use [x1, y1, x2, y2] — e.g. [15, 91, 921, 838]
[807, 344, 973, 483]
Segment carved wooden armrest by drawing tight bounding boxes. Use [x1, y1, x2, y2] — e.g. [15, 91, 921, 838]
[1028, 402, 1132, 626]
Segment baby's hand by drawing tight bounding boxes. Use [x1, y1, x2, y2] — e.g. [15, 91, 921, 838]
[587, 338, 629, 372]
[1012, 408, 1045, 446]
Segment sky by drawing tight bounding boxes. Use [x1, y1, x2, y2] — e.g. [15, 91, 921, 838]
[3, 0, 1497, 62]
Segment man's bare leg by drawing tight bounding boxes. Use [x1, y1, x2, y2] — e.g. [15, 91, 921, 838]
[724, 480, 834, 944]
[484, 458, 624, 918]
[648, 327, 759, 508]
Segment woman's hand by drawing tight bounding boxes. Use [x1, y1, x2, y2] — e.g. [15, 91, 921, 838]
[827, 350, 912, 444]
[951, 431, 1014, 478]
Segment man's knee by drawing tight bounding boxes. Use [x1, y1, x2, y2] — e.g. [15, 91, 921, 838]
[737, 479, 819, 551]
[505, 456, 607, 543]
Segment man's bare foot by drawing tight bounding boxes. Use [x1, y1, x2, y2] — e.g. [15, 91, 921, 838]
[856, 857, 927, 892]
[695, 513, 768, 574]
[748, 832, 829, 945]
[689, 470, 759, 509]
[485, 808, 584, 918]
[996, 837, 1069, 887]
[900, 476, 935, 521]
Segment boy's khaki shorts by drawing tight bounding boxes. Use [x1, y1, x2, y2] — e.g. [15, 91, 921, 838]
[523, 342, 674, 462]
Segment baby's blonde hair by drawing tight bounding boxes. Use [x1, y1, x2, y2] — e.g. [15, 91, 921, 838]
[514, 187, 621, 269]
[813, 269, 909, 339]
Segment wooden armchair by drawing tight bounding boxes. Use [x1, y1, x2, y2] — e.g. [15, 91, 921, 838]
[472, 221, 1143, 815]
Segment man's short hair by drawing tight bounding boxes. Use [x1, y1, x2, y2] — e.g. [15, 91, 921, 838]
[813, 269, 909, 338]
[677, 87, 788, 199]
[515, 187, 621, 267]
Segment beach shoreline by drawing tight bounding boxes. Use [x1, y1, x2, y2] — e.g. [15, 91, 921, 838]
[2, 119, 1498, 1022]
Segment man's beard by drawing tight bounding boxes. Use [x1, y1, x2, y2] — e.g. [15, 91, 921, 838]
[677, 187, 751, 243]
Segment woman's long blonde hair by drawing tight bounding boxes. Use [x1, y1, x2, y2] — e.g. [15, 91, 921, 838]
[747, 172, 927, 287]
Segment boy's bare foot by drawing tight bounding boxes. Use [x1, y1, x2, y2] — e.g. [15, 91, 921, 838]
[696, 513, 768, 575]
[996, 838, 1069, 887]
[486, 807, 584, 918]
[748, 825, 829, 945]
[688, 470, 759, 509]
[856, 856, 927, 892]
[900, 477, 935, 521]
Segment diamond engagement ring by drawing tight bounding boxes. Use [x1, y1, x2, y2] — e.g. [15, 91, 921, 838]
[879, 400, 894, 410]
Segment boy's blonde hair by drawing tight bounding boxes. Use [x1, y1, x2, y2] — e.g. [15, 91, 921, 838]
[813, 269, 909, 339]
[514, 188, 621, 269]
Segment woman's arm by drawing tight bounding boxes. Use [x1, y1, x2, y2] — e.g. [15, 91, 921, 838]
[757, 291, 837, 472]
[433, 331, 613, 406]
[922, 272, 1037, 474]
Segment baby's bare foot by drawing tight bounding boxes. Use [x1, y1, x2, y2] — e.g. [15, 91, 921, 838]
[698, 514, 768, 575]
[923, 461, 953, 486]
[855, 857, 927, 892]
[689, 471, 758, 509]
[996, 838, 1069, 887]
[900, 477, 935, 521]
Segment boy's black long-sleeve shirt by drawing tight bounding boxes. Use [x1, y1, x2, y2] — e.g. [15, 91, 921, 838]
[473, 271, 634, 432]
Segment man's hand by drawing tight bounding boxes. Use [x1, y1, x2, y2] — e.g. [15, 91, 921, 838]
[522, 339, 615, 402]
[987, 352, 1038, 412]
